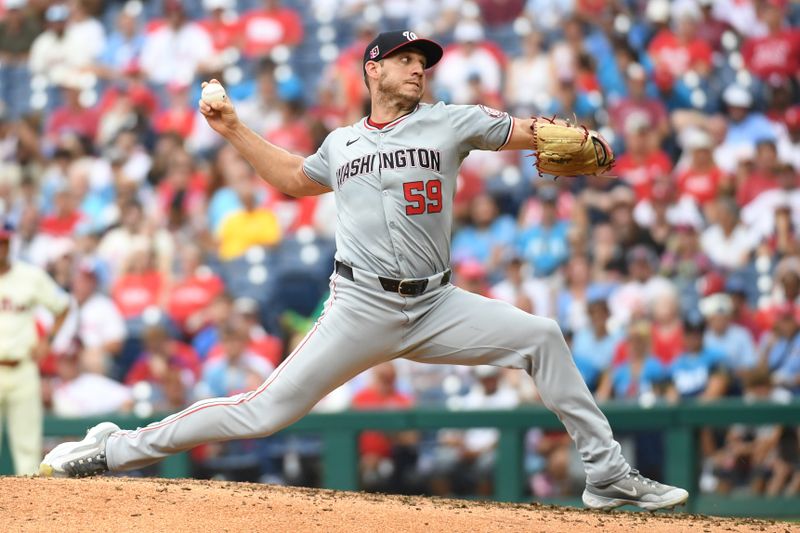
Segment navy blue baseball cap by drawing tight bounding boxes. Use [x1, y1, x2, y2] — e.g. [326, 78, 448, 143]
[363, 30, 443, 71]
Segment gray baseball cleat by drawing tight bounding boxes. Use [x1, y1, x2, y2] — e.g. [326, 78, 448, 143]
[582, 470, 689, 511]
[39, 422, 119, 478]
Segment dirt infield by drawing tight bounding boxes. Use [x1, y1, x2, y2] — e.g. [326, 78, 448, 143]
[1, 477, 797, 533]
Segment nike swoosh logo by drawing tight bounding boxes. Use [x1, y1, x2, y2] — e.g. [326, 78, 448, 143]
[610, 484, 637, 497]
[346, 138, 359, 146]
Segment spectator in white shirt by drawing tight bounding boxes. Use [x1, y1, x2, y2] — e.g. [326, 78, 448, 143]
[29, 3, 94, 87]
[701, 293, 757, 379]
[235, 60, 283, 135]
[434, 20, 502, 105]
[504, 30, 553, 114]
[700, 197, 758, 271]
[50, 347, 132, 418]
[139, 0, 214, 87]
[432, 366, 520, 496]
[608, 245, 674, 328]
[97, 199, 174, 283]
[13, 205, 51, 268]
[67, 0, 106, 64]
[490, 255, 552, 317]
[777, 106, 800, 171]
[54, 258, 126, 375]
[741, 164, 800, 241]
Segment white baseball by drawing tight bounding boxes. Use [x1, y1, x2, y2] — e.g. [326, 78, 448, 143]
[201, 83, 227, 104]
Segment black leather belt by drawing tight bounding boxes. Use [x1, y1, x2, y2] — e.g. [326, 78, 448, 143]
[335, 260, 451, 297]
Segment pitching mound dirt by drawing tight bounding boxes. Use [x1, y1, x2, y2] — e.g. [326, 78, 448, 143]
[1, 477, 796, 533]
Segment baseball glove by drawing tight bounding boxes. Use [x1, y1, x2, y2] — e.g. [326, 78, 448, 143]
[530, 117, 615, 177]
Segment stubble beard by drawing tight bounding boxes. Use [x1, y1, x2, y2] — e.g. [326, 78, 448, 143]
[376, 72, 421, 114]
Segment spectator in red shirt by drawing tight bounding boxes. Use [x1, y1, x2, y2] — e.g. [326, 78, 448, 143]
[647, 3, 713, 79]
[261, 184, 318, 235]
[608, 64, 669, 141]
[764, 75, 795, 123]
[737, 140, 782, 207]
[725, 275, 764, 341]
[240, 0, 303, 59]
[205, 297, 283, 368]
[166, 242, 224, 335]
[741, 0, 800, 81]
[233, 297, 283, 366]
[153, 81, 196, 139]
[40, 186, 84, 237]
[650, 289, 685, 366]
[45, 81, 100, 146]
[676, 128, 725, 208]
[614, 112, 673, 201]
[323, 21, 375, 125]
[454, 259, 491, 297]
[111, 245, 164, 319]
[476, 0, 525, 27]
[309, 83, 347, 135]
[96, 84, 145, 147]
[264, 98, 314, 156]
[695, 0, 730, 51]
[125, 323, 201, 387]
[98, 62, 159, 118]
[759, 267, 800, 333]
[198, 0, 242, 54]
[574, 51, 601, 95]
[351, 362, 417, 492]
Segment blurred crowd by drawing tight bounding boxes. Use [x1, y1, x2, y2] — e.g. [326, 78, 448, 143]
[0, 0, 799, 500]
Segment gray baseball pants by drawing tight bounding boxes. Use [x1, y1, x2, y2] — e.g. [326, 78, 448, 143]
[106, 268, 630, 486]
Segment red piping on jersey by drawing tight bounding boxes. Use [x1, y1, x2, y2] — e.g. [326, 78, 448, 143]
[497, 116, 515, 150]
[123, 275, 340, 439]
[363, 105, 419, 130]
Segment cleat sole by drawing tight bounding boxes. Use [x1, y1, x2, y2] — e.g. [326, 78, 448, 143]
[38, 463, 53, 477]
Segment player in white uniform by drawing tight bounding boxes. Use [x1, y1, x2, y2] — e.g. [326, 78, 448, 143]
[41, 31, 688, 510]
[0, 223, 70, 474]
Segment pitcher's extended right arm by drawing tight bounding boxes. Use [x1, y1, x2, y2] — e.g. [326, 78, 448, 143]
[199, 80, 331, 198]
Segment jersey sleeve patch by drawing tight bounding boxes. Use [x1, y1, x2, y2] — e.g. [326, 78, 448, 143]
[478, 104, 507, 119]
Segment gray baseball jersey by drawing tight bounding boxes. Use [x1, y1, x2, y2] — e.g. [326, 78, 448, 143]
[100, 103, 631, 489]
[303, 102, 514, 278]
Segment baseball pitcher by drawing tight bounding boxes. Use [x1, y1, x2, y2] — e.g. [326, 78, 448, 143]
[41, 31, 687, 510]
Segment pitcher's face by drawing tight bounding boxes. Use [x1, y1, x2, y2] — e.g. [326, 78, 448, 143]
[372, 49, 426, 107]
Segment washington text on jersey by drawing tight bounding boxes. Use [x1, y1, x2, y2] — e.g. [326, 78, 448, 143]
[335, 148, 442, 189]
